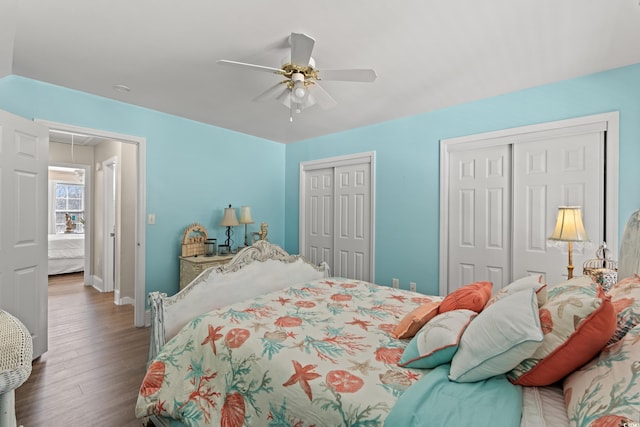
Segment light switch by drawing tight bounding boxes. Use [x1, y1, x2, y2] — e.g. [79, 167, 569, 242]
[148, 214, 156, 225]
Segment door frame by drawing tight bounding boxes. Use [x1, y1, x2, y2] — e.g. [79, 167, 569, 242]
[36, 119, 147, 327]
[48, 162, 92, 285]
[299, 151, 376, 281]
[439, 112, 619, 295]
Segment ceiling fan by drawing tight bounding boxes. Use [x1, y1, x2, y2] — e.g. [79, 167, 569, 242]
[217, 32, 377, 121]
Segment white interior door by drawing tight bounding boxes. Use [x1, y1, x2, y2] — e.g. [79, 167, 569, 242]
[448, 145, 511, 291]
[512, 131, 604, 285]
[304, 167, 334, 268]
[103, 158, 117, 293]
[0, 109, 49, 358]
[334, 163, 371, 281]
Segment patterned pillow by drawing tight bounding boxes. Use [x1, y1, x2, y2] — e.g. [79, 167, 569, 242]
[439, 281, 492, 314]
[563, 324, 640, 426]
[607, 274, 640, 345]
[393, 301, 441, 339]
[485, 274, 547, 309]
[508, 277, 617, 386]
[398, 309, 476, 369]
[449, 289, 544, 383]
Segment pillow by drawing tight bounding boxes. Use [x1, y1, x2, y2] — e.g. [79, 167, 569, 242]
[563, 324, 640, 426]
[607, 274, 640, 345]
[484, 274, 547, 309]
[439, 281, 492, 314]
[398, 309, 476, 369]
[449, 289, 544, 383]
[393, 301, 440, 339]
[508, 277, 617, 386]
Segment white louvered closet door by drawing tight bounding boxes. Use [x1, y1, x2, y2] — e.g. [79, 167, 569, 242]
[512, 131, 604, 286]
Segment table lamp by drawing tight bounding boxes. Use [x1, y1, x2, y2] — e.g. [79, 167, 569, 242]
[220, 204, 239, 250]
[239, 206, 254, 247]
[548, 206, 589, 279]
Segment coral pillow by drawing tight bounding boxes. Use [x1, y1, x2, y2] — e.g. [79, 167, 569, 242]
[393, 301, 441, 339]
[439, 281, 492, 314]
[607, 274, 640, 345]
[508, 277, 617, 386]
[563, 324, 640, 426]
[398, 309, 476, 369]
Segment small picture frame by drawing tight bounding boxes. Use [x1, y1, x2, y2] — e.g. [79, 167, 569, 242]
[218, 244, 231, 255]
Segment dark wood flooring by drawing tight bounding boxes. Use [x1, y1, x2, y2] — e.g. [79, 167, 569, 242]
[15, 273, 150, 426]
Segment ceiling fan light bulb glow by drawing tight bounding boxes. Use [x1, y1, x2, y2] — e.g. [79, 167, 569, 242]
[294, 86, 306, 99]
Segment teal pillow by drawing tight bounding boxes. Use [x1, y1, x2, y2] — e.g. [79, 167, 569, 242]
[398, 309, 476, 369]
[384, 364, 523, 427]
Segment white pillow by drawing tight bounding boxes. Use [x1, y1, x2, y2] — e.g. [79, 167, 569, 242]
[449, 288, 544, 382]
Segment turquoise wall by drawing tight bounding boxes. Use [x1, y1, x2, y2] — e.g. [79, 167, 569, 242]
[2, 62, 639, 299]
[284, 63, 640, 295]
[0, 76, 285, 298]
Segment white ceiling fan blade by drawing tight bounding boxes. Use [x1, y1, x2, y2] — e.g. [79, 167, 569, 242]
[309, 83, 337, 110]
[289, 33, 315, 66]
[253, 82, 288, 102]
[318, 69, 377, 82]
[217, 60, 282, 74]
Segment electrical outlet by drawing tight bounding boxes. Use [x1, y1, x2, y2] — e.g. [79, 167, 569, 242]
[409, 282, 417, 292]
[392, 278, 399, 289]
[148, 214, 156, 225]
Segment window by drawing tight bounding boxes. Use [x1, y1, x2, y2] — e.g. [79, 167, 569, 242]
[55, 182, 84, 234]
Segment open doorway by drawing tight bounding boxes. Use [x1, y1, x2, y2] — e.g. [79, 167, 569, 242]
[42, 120, 147, 327]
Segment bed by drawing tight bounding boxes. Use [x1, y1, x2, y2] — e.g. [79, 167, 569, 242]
[47, 233, 84, 275]
[137, 229, 640, 426]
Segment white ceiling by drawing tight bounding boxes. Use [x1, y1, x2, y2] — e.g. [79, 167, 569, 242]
[3, 0, 640, 144]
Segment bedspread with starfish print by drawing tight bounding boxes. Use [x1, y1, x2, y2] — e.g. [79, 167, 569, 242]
[135, 278, 441, 426]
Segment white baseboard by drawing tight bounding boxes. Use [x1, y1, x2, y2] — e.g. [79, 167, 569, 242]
[91, 275, 104, 292]
[113, 289, 134, 306]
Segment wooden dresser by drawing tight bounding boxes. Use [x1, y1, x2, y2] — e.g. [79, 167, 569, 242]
[179, 254, 234, 289]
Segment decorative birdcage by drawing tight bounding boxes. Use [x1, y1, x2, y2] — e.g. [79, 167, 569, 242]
[583, 242, 618, 292]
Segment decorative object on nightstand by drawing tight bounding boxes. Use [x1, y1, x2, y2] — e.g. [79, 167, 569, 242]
[239, 206, 254, 247]
[258, 222, 269, 241]
[204, 238, 217, 257]
[220, 204, 239, 253]
[548, 206, 589, 279]
[583, 242, 618, 291]
[181, 223, 208, 257]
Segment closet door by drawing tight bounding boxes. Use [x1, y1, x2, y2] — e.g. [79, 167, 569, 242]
[512, 131, 604, 285]
[300, 153, 375, 281]
[334, 163, 371, 281]
[448, 145, 511, 291]
[303, 167, 334, 268]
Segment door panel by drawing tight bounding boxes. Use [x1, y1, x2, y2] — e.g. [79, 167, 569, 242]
[448, 145, 511, 292]
[0, 109, 49, 358]
[304, 168, 334, 267]
[513, 132, 603, 285]
[334, 164, 371, 281]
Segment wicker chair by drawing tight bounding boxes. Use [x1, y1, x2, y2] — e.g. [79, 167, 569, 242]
[0, 310, 33, 427]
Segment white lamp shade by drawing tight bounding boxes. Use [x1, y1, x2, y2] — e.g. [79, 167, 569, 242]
[548, 206, 589, 242]
[239, 206, 254, 224]
[220, 206, 239, 227]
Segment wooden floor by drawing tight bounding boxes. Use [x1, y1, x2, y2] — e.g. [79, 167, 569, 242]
[15, 273, 150, 427]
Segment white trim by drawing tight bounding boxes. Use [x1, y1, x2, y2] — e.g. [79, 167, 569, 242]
[439, 112, 619, 296]
[103, 156, 118, 294]
[36, 119, 147, 327]
[299, 151, 376, 282]
[91, 274, 104, 292]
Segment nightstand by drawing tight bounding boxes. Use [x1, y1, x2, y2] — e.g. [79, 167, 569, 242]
[179, 254, 234, 290]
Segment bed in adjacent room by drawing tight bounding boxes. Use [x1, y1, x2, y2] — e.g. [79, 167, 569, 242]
[48, 233, 84, 275]
[136, 217, 640, 426]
